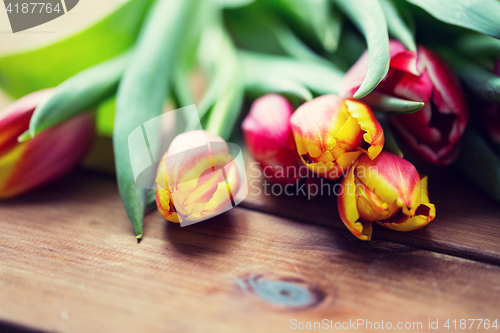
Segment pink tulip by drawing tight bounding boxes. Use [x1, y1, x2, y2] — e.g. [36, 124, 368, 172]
[0, 89, 95, 198]
[342, 40, 469, 165]
[242, 94, 303, 184]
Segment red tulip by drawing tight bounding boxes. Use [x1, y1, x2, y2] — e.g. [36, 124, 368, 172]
[342, 40, 468, 165]
[242, 94, 303, 184]
[0, 89, 95, 198]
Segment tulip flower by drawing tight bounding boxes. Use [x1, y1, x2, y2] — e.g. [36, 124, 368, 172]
[290, 94, 384, 180]
[155, 130, 241, 223]
[337, 152, 435, 241]
[0, 89, 95, 198]
[242, 94, 303, 184]
[342, 40, 468, 166]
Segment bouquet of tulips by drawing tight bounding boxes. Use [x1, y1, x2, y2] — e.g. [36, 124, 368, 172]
[1, 0, 499, 241]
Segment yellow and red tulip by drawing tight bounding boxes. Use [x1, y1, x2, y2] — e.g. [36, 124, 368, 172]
[290, 94, 384, 180]
[337, 151, 436, 241]
[155, 130, 241, 223]
[242, 94, 302, 184]
[342, 40, 468, 165]
[0, 89, 95, 198]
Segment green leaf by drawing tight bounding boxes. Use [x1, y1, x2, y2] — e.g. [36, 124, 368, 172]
[273, 23, 331, 64]
[0, 0, 153, 98]
[114, 0, 197, 239]
[224, 3, 327, 61]
[206, 80, 245, 139]
[362, 92, 424, 114]
[147, 188, 157, 206]
[439, 48, 500, 103]
[197, 24, 240, 122]
[96, 96, 117, 137]
[27, 52, 129, 138]
[455, 34, 500, 62]
[243, 75, 313, 101]
[211, 0, 255, 8]
[198, 22, 245, 139]
[239, 51, 344, 99]
[407, 0, 500, 39]
[172, 0, 217, 109]
[380, 0, 416, 51]
[269, 0, 342, 52]
[330, 29, 367, 71]
[336, 0, 390, 99]
[456, 129, 500, 205]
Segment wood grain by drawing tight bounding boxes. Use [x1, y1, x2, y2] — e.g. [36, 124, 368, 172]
[0, 172, 499, 333]
[241, 155, 500, 265]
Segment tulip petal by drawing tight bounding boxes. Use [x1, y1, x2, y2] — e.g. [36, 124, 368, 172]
[242, 94, 295, 160]
[156, 186, 181, 223]
[0, 113, 94, 198]
[0, 89, 52, 156]
[355, 176, 400, 221]
[242, 94, 302, 184]
[355, 152, 421, 213]
[291, 95, 348, 152]
[390, 49, 419, 76]
[377, 176, 436, 231]
[291, 95, 384, 180]
[163, 130, 227, 188]
[337, 164, 373, 241]
[344, 99, 384, 159]
[190, 161, 239, 221]
[418, 46, 469, 146]
[0, 144, 26, 193]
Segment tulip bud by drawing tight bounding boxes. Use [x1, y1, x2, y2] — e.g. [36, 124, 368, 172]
[290, 94, 384, 180]
[242, 94, 302, 184]
[337, 152, 436, 241]
[342, 40, 468, 165]
[155, 130, 241, 223]
[0, 89, 95, 198]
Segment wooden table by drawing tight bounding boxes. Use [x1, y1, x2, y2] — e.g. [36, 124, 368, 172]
[1, 167, 499, 333]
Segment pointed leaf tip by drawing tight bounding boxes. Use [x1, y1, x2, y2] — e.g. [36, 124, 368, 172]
[337, 0, 390, 99]
[17, 130, 32, 143]
[362, 93, 425, 114]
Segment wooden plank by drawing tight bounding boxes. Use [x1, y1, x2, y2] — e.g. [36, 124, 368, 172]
[241, 155, 500, 265]
[0, 172, 499, 333]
